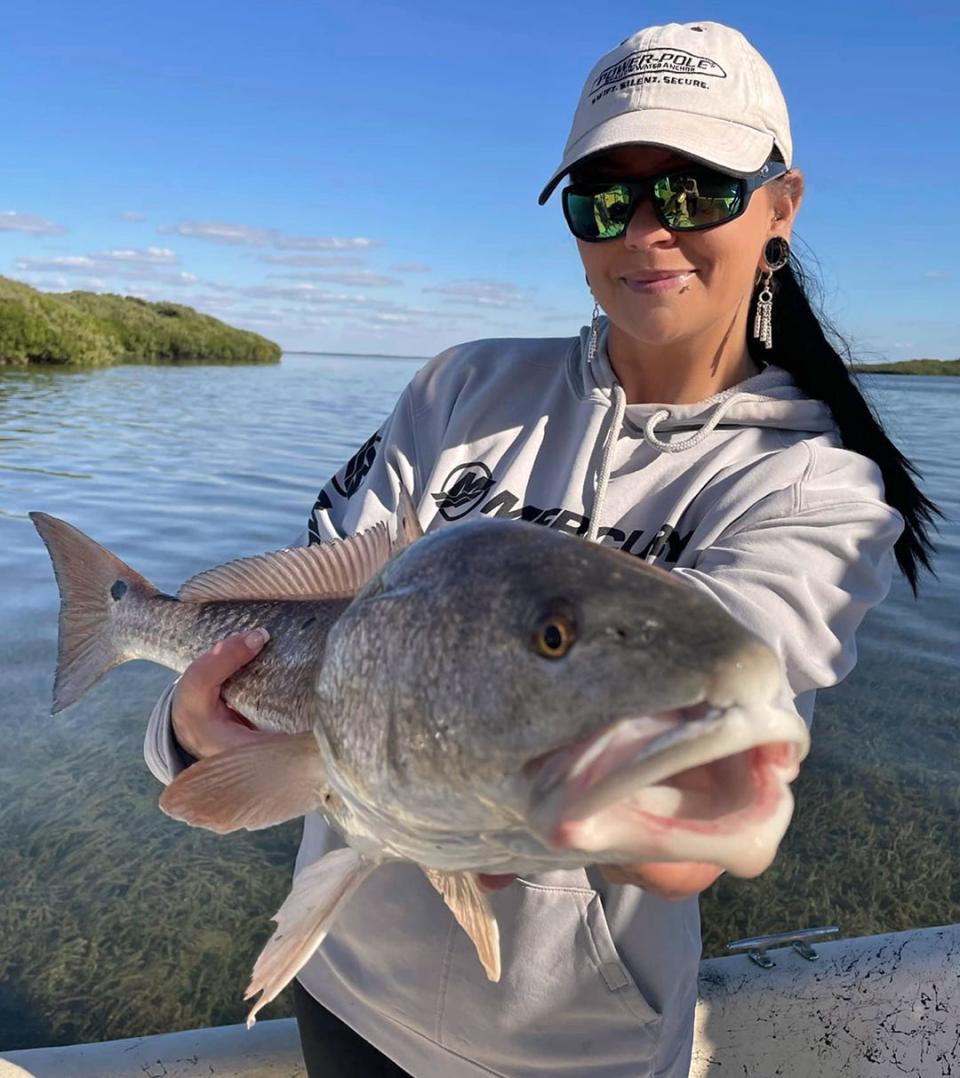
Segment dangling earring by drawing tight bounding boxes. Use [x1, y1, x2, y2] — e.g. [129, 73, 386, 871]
[587, 300, 601, 362]
[753, 236, 790, 350]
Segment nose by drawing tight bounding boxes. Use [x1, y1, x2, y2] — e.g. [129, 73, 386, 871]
[623, 196, 676, 249]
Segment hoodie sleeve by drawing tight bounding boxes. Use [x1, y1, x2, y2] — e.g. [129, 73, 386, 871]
[143, 375, 430, 786]
[670, 442, 904, 725]
[305, 380, 422, 546]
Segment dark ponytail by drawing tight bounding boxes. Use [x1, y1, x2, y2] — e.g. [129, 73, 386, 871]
[747, 255, 941, 595]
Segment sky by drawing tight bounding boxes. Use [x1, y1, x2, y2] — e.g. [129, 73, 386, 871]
[2, 1, 958, 360]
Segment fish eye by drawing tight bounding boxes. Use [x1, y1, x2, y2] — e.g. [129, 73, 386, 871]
[531, 612, 577, 659]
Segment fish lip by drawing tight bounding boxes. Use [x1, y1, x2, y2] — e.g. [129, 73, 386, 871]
[527, 701, 809, 840]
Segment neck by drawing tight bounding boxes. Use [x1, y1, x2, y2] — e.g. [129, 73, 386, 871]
[605, 306, 761, 405]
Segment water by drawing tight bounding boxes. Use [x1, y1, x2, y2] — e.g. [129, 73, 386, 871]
[0, 356, 956, 1049]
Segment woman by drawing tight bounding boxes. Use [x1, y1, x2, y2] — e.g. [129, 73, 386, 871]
[145, 20, 937, 1078]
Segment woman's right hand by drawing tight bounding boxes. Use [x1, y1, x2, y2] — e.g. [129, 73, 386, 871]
[172, 628, 274, 759]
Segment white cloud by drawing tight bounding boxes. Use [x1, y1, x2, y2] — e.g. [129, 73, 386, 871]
[119, 210, 146, 222]
[0, 211, 68, 235]
[273, 235, 380, 251]
[269, 271, 399, 287]
[392, 262, 431, 273]
[923, 270, 950, 281]
[15, 255, 98, 271]
[15, 248, 182, 278]
[161, 220, 382, 251]
[15, 246, 178, 273]
[257, 254, 366, 267]
[422, 278, 530, 308]
[161, 220, 275, 245]
[97, 246, 178, 265]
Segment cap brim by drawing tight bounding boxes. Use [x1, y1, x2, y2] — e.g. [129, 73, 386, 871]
[537, 109, 777, 205]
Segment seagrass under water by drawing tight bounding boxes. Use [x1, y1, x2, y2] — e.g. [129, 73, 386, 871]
[0, 355, 957, 1049]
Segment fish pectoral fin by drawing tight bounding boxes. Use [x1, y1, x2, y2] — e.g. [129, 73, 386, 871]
[159, 732, 325, 833]
[246, 848, 376, 1026]
[177, 522, 393, 602]
[423, 868, 501, 982]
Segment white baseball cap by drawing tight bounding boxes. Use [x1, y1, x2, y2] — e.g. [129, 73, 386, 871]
[538, 21, 792, 204]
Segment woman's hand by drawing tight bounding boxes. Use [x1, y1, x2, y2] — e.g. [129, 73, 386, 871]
[478, 862, 724, 899]
[597, 861, 724, 900]
[172, 629, 274, 759]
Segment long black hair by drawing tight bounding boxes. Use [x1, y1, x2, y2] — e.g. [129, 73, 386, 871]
[748, 255, 941, 595]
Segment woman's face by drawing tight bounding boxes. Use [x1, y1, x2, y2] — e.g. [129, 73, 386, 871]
[575, 146, 802, 354]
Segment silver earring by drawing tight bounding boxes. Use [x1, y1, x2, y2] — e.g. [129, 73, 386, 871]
[587, 300, 601, 362]
[753, 271, 774, 350]
[753, 237, 790, 350]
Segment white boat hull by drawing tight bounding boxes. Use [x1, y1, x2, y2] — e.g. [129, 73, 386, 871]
[2, 924, 957, 1077]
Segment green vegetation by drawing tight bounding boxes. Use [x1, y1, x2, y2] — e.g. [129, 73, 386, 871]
[0, 276, 281, 366]
[854, 358, 960, 376]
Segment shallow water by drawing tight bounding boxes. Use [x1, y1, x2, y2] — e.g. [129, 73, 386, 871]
[0, 357, 956, 1049]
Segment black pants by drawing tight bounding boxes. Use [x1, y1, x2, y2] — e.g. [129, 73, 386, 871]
[293, 979, 411, 1077]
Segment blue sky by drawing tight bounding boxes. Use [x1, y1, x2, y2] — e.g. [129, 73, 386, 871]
[2, 1, 957, 359]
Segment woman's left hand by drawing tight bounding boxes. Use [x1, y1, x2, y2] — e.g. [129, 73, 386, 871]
[478, 861, 723, 899]
[597, 861, 724, 900]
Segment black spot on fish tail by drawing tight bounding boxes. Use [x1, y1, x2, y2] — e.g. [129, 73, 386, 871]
[110, 580, 128, 601]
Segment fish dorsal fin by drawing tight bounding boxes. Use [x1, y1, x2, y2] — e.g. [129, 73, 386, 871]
[395, 483, 424, 549]
[177, 523, 392, 602]
[423, 868, 501, 982]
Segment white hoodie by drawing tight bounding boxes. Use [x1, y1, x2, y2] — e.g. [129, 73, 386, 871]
[146, 322, 903, 1078]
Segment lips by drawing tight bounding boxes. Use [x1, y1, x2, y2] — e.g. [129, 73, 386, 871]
[623, 270, 695, 282]
[527, 701, 809, 877]
[620, 270, 696, 295]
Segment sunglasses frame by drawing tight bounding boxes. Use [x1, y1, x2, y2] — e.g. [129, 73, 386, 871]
[561, 159, 789, 242]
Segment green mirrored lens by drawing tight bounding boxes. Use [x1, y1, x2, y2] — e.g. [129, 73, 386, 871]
[653, 173, 742, 229]
[568, 185, 631, 240]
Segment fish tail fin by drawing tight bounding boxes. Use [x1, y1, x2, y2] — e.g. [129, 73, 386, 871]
[30, 512, 159, 712]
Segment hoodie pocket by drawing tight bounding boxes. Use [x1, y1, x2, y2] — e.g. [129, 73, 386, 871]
[436, 873, 663, 1076]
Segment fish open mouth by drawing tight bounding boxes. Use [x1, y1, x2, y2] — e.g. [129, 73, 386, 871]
[527, 701, 809, 877]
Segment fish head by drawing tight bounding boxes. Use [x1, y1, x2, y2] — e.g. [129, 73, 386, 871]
[316, 519, 809, 877]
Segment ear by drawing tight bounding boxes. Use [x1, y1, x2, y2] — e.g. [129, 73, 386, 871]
[769, 168, 804, 242]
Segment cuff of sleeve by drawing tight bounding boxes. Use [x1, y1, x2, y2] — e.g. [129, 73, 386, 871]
[143, 678, 195, 786]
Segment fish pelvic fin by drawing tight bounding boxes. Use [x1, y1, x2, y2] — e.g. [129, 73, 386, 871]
[30, 512, 159, 713]
[159, 732, 325, 833]
[423, 869, 501, 982]
[245, 848, 376, 1026]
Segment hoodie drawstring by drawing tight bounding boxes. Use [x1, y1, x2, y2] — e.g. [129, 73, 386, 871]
[642, 392, 746, 454]
[586, 381, 626, 543]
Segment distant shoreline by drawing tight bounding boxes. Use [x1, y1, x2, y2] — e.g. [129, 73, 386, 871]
[284, 352, 959, 374]
[851, 358, 959, 376]
[285, 350, 428, 361]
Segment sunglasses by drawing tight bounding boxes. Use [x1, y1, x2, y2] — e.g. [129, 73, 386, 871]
[562, 160, 788, 242]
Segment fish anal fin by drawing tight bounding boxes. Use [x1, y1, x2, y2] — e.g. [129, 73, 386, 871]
[159, 732, 324, 833]
[423, 868, 501, 982]
[177, 523, 393, 602]
[245, 848, 376, 1026]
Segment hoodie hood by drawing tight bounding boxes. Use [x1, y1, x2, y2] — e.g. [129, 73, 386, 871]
[573, 318, 836, 439]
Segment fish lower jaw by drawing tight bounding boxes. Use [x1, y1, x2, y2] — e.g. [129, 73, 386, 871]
[529, 703, 808, 878]
[550, 744, 796, 877]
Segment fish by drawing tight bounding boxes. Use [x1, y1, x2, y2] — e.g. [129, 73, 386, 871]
[32, 496, 810, 1025]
